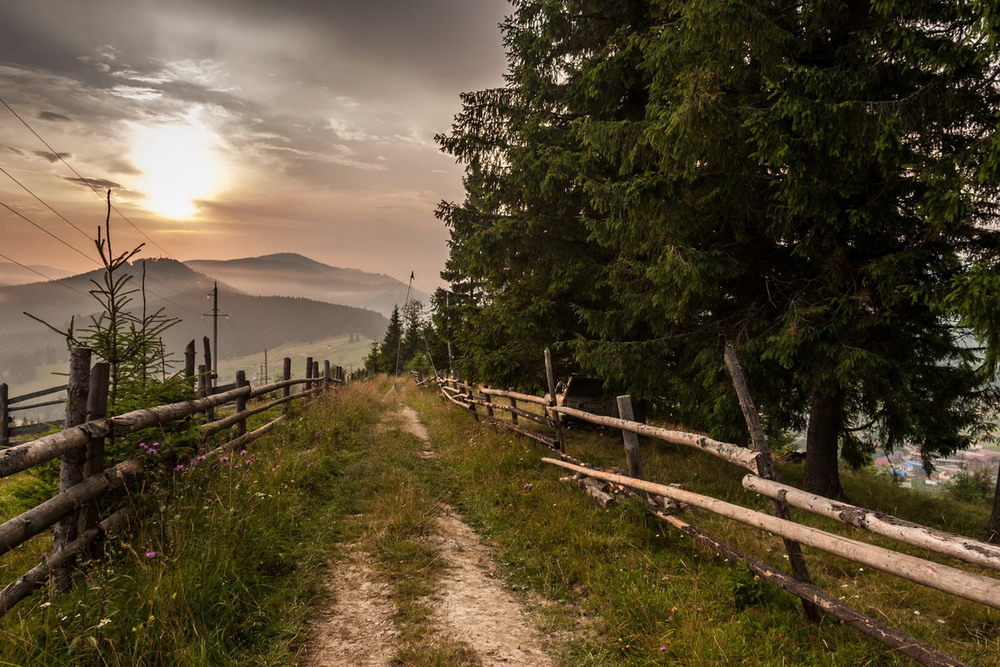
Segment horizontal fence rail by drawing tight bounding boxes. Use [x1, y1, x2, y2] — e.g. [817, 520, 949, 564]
[429, 353, 1000, 667]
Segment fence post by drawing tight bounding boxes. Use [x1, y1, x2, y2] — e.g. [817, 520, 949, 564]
[235, 370, 248, 438]
[483, 390, 494, 418]
[616, 395, 646, 501]
[313, 361, 320, 390]
[0, 383, 8, 447]
[282, 357, 292, 415]
[184, 340, 196, 389]
[202, 336, 216, 419]
[323, 361, 331, 392]
[305, 357, 313, 395]
[724, 342, 821, 622]
[544, 348, 565, 453]
[466, 384, 479, 422]
[80, 362, 110, 538]
[509, 390, 518, 426]
[52, 347, 92, 593]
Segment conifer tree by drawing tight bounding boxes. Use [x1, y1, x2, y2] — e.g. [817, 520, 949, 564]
[440, 0, 1000, 498]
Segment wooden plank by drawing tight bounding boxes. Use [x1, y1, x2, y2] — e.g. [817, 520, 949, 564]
[542, 458, 1000, 611]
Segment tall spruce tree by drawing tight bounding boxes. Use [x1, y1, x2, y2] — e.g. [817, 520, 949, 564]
[441, 0, 1000, 498]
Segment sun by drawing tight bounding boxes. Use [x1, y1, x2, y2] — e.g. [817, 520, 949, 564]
[130, 116, 226, 219]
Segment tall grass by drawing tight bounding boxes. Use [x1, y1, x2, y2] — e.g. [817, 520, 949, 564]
[0, 385, 382, 666]
[1, 378, 997, 665]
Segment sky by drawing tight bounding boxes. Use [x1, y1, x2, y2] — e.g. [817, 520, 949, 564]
[0, 0, 511, 289]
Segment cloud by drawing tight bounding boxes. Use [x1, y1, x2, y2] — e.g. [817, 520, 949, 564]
[38, 111, 72, 122]
[33, 150, 72, 163]
[65, 177, 122, 190]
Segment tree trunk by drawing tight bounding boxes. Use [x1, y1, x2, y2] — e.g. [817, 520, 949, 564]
[802, 390, 845, 500]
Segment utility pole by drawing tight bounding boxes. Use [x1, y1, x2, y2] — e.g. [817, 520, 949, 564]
[395, 271, 414, 375]
[203, 282, 228, 384]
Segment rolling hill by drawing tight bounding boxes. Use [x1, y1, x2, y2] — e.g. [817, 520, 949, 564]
[185, 253, 428, 317]
[0, 258, 387, 387]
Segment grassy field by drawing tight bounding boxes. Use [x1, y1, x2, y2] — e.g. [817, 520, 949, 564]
[1, 377, 997, 665]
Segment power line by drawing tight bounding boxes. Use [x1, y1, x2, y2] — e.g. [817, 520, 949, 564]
[0, 94, 176, 260]
[0, 164, 94, 243]
[0, 200, 99, 266]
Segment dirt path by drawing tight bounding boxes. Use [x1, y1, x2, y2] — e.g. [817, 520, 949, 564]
[301, 404, 557, 666]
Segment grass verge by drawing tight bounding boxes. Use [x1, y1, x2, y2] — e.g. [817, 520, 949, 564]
[400, 382, 1000, 666]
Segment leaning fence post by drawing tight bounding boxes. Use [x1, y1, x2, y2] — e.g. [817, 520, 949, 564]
[282, 357, 292, 415]
[0, 383, 9, 447]
[52, 346, 92, 593]
[235, 370, 248, 438]
[544, 348, 565, 453]
[509, 391, 519, 426]
[616, 395, 646, 501]
[724, 342, 821, 622]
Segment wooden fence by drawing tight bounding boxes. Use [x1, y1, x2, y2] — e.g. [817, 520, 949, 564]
[432, 350, 1000, 667]
[0, 346, 346, 618]
[0, 383, 68, 447]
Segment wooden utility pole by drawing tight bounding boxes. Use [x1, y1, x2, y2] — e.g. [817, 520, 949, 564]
[203, 282, 227, 383]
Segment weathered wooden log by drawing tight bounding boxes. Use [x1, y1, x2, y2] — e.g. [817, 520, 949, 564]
[81, 362, 110, 537]
[0, 507, 134, 618]
[542, 458, 1000, 611]
[479, 387, 549, 406]
[581, 477, 616, 508]
[551, 406, 762, 473]
[654, 511, 966, 667]
[0, 385, 251, 480]
[0, 460, 142, 558]
[201, 416, 286, 460]
[743, 475, 1000, 572]
[249, 377, 307, 399]
[53, 347, 91, 593]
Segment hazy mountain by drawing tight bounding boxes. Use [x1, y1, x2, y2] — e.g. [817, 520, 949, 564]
[0, 261, 72, 286]
[0, 258, 387, 386]
[185, 253, 428, 317]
